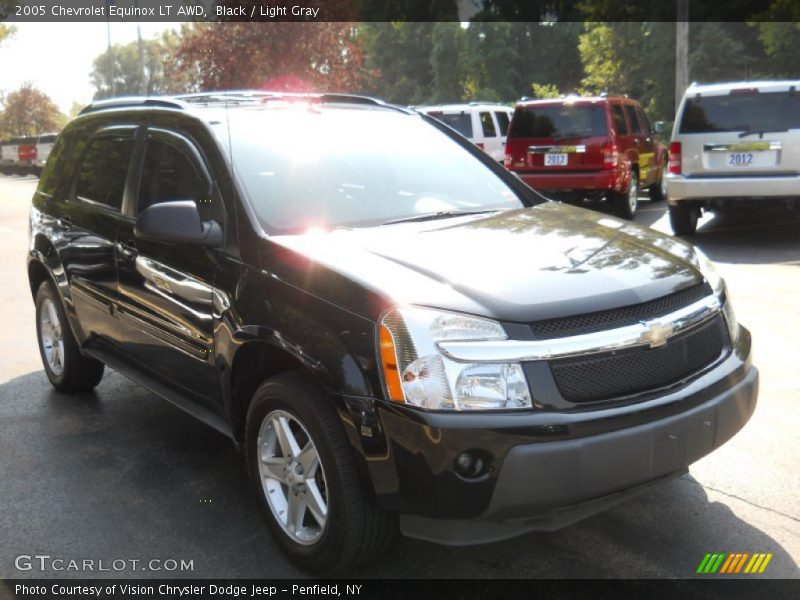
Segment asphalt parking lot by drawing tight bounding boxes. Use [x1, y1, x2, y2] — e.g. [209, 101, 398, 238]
[0, 174, 797, 579]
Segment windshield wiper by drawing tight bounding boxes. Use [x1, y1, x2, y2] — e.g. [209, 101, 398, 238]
[381, 209, 499, 226]
[738, 128, 788, 138]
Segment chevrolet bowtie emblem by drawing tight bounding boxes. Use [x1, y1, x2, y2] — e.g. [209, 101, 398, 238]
[640, 321, 675, 348]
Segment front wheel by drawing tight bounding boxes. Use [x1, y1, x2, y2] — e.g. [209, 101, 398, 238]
[246, 372, 395, 574]
[35, 280, 105, 392]
[612, 170, 639, 219]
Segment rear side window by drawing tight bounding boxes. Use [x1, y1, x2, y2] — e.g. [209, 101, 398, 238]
[431, 112, 474, 138]
[479, 112, 497, 137]
[138, 139, 209, 215]
[494, 111, 510, 136]
[509, 105, 608, 139]
[75, 136, 135, 211]
[679, 91, 800, 134]
[636, 107, 652, 134]
[611, 105, 629, 135]
[623, 105, 642, 134]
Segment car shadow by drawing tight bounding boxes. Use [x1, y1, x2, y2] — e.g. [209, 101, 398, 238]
[0, 370, 796, 579]
[633, 204, 800, 267]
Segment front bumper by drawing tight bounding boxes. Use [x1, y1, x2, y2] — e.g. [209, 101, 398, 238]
[400, 365, 757, 545]
[363, 328, 756, 545]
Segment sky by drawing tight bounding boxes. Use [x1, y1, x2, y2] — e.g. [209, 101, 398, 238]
[0, 22, 179, 114]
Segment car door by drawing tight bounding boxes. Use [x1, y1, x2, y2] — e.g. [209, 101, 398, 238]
[493, 110, 511, 162]
[58, 127, 137, 345]
[635, 105, 663, 184]
[623, 103, 653, 186]
[478, 111, 501, 160]
[610, 103, 635, 172]
[114, 127, 223, 409]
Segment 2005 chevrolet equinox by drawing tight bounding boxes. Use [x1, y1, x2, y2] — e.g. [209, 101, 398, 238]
[27, 92, 758, 573]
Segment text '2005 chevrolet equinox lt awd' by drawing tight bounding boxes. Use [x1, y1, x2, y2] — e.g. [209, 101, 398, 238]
[28, 92, 758, 574]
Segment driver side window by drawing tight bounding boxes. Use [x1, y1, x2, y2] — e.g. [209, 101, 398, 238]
[138, 139, 213, 220]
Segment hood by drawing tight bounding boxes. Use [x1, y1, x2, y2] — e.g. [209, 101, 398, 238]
[266, 203, 703, 323]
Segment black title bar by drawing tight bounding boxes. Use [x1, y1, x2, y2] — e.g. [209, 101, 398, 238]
[1, 0, 794, 23]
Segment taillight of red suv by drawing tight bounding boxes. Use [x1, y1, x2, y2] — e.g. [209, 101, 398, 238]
[602, 142, 619, 169]
[668, 142, 682, 174]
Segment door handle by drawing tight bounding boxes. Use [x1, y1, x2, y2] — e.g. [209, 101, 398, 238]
[135, 256, 212, 305]
[116, 241, 138, 260]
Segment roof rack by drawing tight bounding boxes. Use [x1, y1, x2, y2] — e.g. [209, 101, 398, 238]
[78, 91, 411, 116]
[79, 97, 188, 115]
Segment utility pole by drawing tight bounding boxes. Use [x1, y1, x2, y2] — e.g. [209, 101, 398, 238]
[675, 0, 689, 115]
[105, 0, 115, 97]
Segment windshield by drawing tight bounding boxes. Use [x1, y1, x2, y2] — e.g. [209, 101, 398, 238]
[227, 106, 524, 234]
[679, 91, 800, 134]
[509, 104, 608, 139]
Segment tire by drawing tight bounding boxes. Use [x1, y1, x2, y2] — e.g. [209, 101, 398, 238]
[612, 170, 639, 219]
[669, 202, 699, 236]
[35, 280, 105, 392]
[648, 160, 668, 202]
[245, 371, 395, 574]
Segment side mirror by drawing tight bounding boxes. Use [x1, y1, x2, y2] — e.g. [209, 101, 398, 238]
[134, 200, 222, 247]
[654, 121, 666, 135]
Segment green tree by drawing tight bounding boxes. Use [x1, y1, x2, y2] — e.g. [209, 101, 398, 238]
[753, 21, 800, 77]
[579, 22, 675, 121]
[0, 84, 66, 137]
[689, 23, 756, 83]
[463, 23, 522, 102]
[360, 23, 435, 104]
[430, 23, 464, 103]
[91, 33, 182, 99]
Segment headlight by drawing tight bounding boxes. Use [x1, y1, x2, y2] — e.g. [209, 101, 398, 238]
[692, 248, 738, 342]
[378, 307, 532, 411]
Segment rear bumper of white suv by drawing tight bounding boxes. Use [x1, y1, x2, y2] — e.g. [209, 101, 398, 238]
[667, 173, 800, 203]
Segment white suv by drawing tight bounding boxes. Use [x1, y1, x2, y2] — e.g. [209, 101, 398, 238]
[667, 80, 800, 234]
[415, 103, 513, 162]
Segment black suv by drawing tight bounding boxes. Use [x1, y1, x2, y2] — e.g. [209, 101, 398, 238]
[28, 92, 757, 573]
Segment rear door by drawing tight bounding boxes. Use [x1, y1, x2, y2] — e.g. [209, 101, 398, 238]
[478, 110, 502, 160]
[623, 103, 655, 185]
[114, 126, 222, 408]
[494, 109, 512, 156]
[676, 88, 800, 177]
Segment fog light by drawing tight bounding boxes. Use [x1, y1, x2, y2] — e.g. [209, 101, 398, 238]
[454, 452, 474, 475]
[454, 451, 490, 479]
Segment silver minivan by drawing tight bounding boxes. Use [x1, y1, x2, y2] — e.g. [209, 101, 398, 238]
[666, 80, 800, 234]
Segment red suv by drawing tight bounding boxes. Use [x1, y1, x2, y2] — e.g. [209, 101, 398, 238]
[505, 96, 667, 219]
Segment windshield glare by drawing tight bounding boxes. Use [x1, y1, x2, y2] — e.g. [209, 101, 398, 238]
[227, 106, 523, 234]
[679, 91, 800, 134]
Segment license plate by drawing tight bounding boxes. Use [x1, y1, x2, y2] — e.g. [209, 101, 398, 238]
[544, 153, 568, 166]
[727, 152, 755, 167]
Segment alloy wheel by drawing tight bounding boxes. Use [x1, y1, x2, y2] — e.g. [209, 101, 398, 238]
[257, 410, 328, 545]
[39, 297, 65, 376]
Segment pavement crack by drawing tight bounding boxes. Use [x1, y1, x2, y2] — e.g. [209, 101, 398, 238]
[682, 476, 800, 524]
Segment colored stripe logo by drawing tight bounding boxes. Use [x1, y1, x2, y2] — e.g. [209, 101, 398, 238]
[696, 552, 773, 574]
